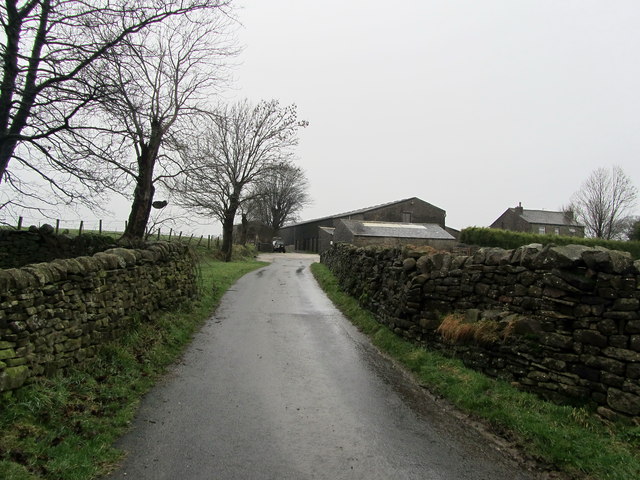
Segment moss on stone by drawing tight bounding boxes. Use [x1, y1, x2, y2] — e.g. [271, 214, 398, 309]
[0, 365, 28, 390]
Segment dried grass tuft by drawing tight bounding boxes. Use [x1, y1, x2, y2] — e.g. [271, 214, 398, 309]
[437, 314, 503, 345]
[437, 314, 473, 344]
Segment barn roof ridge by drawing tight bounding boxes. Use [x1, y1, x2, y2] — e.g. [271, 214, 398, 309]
[285, 197, 441, 227]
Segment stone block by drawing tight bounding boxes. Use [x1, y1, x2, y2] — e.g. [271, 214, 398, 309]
[0, 365, 28, 391]
[602, 347, 640, 363]
[571, 364, 601, 382]
[574, 330, 608, 348]
[402, 258, 416, 271]
[0, 348, 16, 360]
[601, 372, 625, 387]
[540, 333, 573, 350]
[598, 319, 619, 335]
[609, 335, 628, 349]
[583, 355, 626, 375]
[612, 298, 640, 312]
[540, 245, 592, 269]
[607, 388, 640, 416]
[583, 248, 633, 274]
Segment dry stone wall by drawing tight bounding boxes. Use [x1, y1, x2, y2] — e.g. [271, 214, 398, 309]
[0, 226, 115, 269]
[321, 243, 640, 419]
[0, 242, 197, 392]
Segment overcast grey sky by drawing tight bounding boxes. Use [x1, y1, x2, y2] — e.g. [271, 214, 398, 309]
[16, 0, 639, 235]
[221, 0, 640, 231]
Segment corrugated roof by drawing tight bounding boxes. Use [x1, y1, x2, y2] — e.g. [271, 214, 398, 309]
[518, 209, 582, 226]
[341, 220, 455, 240]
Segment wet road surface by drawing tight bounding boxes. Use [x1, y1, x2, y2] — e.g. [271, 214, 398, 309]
[105, 253, 537, 479]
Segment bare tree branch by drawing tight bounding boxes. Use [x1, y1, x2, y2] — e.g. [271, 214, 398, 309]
[0, 0, 235, 213]
[570, 165, 638, 239]
[175, 99, 307, 260]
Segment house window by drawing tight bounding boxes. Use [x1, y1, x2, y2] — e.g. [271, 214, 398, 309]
[538, 226, 546, 235]
[402, 212, 412, 223]
[554, 227, 560, 236]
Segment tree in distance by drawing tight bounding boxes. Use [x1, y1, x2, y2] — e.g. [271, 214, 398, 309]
[175, 99, 308, 261]
[569, 165, 638, 239]
[0, 0, 232, 216]
[244, 161, 310, 240]
[625, 217, 640, 241]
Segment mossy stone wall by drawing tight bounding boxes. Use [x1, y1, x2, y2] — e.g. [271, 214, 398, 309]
[0, 242, 197, 392]
[322, 243, 640, 420]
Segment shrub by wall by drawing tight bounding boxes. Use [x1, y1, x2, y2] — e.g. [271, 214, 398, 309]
[460, 227, 640, 259]
[0, 242, 197, 393]
[321, 243, 640, 419]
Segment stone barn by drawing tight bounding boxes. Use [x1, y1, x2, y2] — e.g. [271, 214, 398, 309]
[279, 197, 454, 253]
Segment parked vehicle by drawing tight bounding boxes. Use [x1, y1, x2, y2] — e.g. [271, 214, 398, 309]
[272, 239, 286, 253]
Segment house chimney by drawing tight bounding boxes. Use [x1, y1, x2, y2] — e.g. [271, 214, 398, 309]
[515, 202, 524, 215]
[564, 209, 574, 221]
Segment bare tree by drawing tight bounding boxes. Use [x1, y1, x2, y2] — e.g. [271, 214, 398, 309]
[0, 0, 232, 213]
[63, 10, 237, 243]
[570, 166, 638, 239]
[176, 99, 307, 261]
[245, 161, 310, 238]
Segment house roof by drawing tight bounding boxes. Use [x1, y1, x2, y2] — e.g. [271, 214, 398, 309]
[284, 197, 443, 228]
[516, 209, 582, 227]
[340, 220, 455, 240]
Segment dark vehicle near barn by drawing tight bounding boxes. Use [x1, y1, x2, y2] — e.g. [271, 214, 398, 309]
[272, 240, 286, 253]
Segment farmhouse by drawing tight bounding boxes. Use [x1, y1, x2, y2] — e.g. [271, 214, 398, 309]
[279, 197, 456, 253]
[490, 203, 585, 237]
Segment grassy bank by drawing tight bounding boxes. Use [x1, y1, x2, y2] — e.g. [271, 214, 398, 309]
[310, 262, 640, 480]
[0, 256, 266, 480]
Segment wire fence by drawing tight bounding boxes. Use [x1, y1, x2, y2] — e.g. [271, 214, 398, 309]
[3, 216, 222, 249]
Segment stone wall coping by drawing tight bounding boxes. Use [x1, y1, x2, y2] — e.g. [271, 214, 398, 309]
[1, 242, 187, 291]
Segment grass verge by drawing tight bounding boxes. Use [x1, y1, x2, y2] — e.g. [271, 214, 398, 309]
[310, 262, 640, 480]
[0, 257, 266, 480]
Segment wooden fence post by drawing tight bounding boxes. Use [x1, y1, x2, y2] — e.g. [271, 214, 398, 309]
[168, 228, 173, 241]
[17, 217, 23, 230]
[99, 219, 103, 234]
[197, 235, 203, 246]
[79, 220, 84, 236]
[55, 219, 60, 234]
[157, 228, 161, 240]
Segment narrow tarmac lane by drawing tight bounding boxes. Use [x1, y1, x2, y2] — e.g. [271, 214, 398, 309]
[105, 253, 537, 480]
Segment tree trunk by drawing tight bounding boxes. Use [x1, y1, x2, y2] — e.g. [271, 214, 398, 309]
[120, 122, 162, 244]
[221, 195, 240, 262]
[122, 171, 155, 244]
[0, 0, 49, 183]
[240, 213, 248, 245]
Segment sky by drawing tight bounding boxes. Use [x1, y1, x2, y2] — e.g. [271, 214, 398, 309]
[10, 0, 640, 236]
[217, 0, 640, 233]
